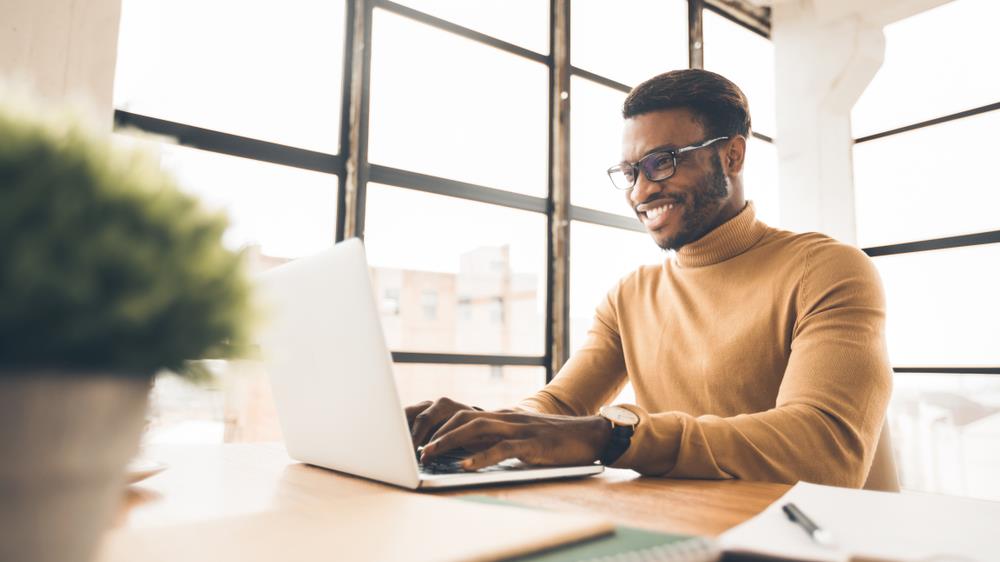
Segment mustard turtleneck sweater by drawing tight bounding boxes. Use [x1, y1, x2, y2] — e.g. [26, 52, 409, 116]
[520, 203, 892, 487]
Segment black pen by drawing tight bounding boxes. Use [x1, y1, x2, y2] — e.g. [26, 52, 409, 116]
[782, 502, 836, 548]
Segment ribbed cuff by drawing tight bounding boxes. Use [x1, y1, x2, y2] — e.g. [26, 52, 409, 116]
[609, 404, 683, 475]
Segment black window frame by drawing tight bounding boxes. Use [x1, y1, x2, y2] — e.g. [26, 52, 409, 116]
[856, 101, 1000, 377]
[112, 0, 776, 382]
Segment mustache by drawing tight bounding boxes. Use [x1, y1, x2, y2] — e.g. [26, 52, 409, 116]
[634, 192, 685, 212]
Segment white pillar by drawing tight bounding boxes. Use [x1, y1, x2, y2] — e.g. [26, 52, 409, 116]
[0, 0, 123, 126]
[769, 0, 952, 244]
[771, 5, 883, 244]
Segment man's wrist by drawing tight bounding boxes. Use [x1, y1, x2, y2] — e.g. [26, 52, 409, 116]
[585, 415, 613, 461]
[595, 406, 640, 466]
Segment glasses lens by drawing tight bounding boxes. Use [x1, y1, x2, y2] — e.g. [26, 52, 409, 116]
[641, 152, 675, 181]
[608, 165, 634, 190]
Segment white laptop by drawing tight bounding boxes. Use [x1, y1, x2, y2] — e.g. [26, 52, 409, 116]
[255, 238, 604, 490]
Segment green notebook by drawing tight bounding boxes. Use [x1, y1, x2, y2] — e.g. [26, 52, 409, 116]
[460, 496, 720, 562]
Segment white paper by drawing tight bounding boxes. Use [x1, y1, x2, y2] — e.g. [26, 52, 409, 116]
[719, 481, 1000, 562]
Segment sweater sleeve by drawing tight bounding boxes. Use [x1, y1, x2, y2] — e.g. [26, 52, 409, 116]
[517, 282, 629, 416]
[612, 243, 893, 487]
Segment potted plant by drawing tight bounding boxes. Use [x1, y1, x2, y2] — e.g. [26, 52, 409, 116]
[0, 92, 252, 562]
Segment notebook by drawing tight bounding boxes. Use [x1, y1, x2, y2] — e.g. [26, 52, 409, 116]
[472, 482, 1000, 562]
[718, 481, 999, 562]
[463, 496, 720, 562]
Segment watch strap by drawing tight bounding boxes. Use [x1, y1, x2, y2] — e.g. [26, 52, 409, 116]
[600, 423, 635, 466]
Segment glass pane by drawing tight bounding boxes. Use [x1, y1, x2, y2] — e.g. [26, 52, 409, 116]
[890, 373, 1000, 501]
[368, 9, 548, 197]
[702, 11, 776, 138]
[364, 184, 546, 355]
[569, 222, 665, 354]
[743, 137, 780, 228]
[114, 0, 346, 153]
[570, 76, 634, 217]
[145, 371, 224, 445]
[132, 140, 338, 259]
[853, 110, 1000, 248]
[569, 222, 662, 406]
[389, 0, 548, 54]
[852, 0, 1000, 138]
[145, 360, 282, 445]
[570, 0, 688, 87]
[393, 364, 545, 411]
[874, 244, 1000, 366]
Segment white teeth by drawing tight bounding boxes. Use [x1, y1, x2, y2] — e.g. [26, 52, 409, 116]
[645, 203, 675, 220]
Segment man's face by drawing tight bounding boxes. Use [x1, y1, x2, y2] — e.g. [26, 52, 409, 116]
[620, 108, 742, 251]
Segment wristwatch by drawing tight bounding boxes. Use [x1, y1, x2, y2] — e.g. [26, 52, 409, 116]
[598, 405, 640, 466]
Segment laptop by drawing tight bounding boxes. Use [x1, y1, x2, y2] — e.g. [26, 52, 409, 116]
[255, 238, 604, 490]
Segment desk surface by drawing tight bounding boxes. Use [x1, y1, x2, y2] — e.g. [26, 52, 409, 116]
[115, 443, 788, 539]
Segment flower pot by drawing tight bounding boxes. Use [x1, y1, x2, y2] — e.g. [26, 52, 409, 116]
[0, 373, 151, 562]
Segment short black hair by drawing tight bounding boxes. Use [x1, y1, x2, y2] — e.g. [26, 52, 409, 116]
[622, 69, 751, 138]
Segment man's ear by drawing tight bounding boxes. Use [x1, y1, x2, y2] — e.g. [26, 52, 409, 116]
[725, 135, 747, 175]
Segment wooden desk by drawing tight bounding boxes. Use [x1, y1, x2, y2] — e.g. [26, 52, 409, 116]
[115, 443, 788, 539]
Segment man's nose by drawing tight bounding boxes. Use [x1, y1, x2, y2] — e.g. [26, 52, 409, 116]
[629, 174, 662, 207]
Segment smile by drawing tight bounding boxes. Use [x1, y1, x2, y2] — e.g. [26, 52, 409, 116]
[644, 202, 675, 221]
[636, 198, 683, 231]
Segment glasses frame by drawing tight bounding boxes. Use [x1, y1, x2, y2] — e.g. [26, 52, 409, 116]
[607, 136, 731, 190]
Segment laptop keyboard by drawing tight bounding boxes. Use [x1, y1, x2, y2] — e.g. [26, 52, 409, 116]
[416, 450, 525, 475]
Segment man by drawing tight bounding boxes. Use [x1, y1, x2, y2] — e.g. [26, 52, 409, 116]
[408, 69, 891, 487]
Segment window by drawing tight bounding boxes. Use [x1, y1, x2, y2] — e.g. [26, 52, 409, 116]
[113, 0, 346, 445]
[853, 110, 1000, 248]
[152, 142, 337, 259]
[851, 0, 1000, 499]
[458, 299, 473, 322]
[873, 244, 1000, 367]
[570, 0, 688, 87]
[393, 364, 545, 411]
[115, 0, 346, 153]
[368, 9, 549, 196]
[742, 137, 780, 227]
[889, 373, 1000, 501]
[383, 288, 401, 316]
[570, 76, 633, 217]
[389, 0, 549, 54]
[702, 10, 776, 138]
[568, 222, 662, 406]
[851, 0, 1000, 139]
[421, 290, 439, 321]
[489, 298, 505, 325]
[115, 0, 778, 448]
[569, 222, 665, 354]
[363, 184, 546, 356]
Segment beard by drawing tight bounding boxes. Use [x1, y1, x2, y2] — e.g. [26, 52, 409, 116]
[657, 153, 730, 251]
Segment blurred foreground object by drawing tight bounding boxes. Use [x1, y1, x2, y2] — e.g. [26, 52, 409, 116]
[0, 85, 252, 562]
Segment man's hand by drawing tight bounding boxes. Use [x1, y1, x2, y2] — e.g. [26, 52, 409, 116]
[405, 397, 478, 448]
[419, 410, 612, 471]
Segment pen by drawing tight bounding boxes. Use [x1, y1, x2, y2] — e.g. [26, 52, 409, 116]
[782, 502, 837, 548]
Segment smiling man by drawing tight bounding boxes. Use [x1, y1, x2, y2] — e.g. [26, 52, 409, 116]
[409, 69, 892, 488]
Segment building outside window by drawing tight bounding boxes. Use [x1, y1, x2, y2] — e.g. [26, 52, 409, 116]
[421, 290, 439, 322]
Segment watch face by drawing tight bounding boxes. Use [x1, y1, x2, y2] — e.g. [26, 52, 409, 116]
[602, 406, 639, 426]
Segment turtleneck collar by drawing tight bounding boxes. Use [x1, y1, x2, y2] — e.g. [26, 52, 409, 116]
[673, 201, 768, 268]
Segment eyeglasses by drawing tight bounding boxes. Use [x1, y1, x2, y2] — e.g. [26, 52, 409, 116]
[607, 136, 730, 190]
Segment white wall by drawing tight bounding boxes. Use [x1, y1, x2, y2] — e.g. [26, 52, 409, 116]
[0, 0, 122, 125]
